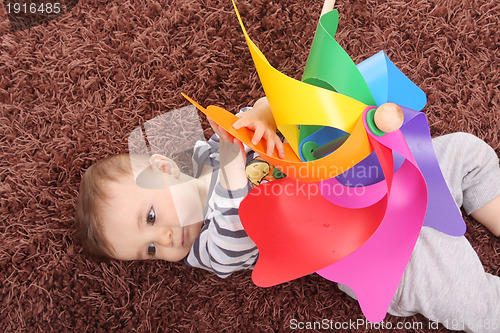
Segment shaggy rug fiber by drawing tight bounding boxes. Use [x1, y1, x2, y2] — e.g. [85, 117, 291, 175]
[0, 0, 498, 331]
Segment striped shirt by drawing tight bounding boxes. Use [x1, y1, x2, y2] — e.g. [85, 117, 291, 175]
[184, 134, 259, 278]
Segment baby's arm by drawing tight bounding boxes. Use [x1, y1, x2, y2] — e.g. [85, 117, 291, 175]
[207, 118, 248, 191]
[207, 96, 286, 190]
[470, 196, 500, 237]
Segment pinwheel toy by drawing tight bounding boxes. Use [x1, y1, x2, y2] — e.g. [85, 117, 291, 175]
[183, 0, 467, 322]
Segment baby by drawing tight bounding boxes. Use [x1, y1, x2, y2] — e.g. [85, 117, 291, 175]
[75, 97, 283, 263]
[76, 98, 500, 332]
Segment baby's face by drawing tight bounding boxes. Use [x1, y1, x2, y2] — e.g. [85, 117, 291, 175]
[100, 173, 202, 261]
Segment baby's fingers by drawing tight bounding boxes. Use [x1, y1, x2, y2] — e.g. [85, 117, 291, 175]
[232, 117, 285, 158]
[233, 117, 254, 131]
[261, 131, 283, 159]
[265, 137, 276, 157]
[251, 123, 265, 145]
[233, 117, 265, 146]
[208, 118, 233, 142]
[274, 138, 286, 159]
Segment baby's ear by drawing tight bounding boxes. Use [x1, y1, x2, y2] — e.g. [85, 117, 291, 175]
[150, 154, 180, 179]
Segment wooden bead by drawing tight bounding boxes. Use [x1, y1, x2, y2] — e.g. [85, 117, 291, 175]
[374, 103, 404, 133]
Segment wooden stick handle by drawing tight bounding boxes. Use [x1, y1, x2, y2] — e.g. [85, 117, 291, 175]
[321, 0, 336, 16]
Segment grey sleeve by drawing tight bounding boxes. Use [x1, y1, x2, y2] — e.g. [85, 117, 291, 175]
[432, 132, 500, 214]
[339, 132, 500, 332]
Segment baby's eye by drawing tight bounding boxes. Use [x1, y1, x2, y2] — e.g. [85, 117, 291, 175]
[146, 207, 156, 225]
[147, 243, 156, 256]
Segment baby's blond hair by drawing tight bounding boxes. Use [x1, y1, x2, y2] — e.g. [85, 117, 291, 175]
[75, 154, 134, 259]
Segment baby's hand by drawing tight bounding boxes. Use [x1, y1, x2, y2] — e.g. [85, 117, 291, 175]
[207, 116, 245, 152]
[207, 117, 232, 142]
[232, 97, 285, 159]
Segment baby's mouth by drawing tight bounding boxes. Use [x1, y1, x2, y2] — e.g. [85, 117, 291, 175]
[181, 228, 185, 246]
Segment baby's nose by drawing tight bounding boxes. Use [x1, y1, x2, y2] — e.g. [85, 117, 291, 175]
[159, 228, 173, 247]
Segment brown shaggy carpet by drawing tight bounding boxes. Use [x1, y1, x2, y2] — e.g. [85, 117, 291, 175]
[1, 0, 498, 331]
